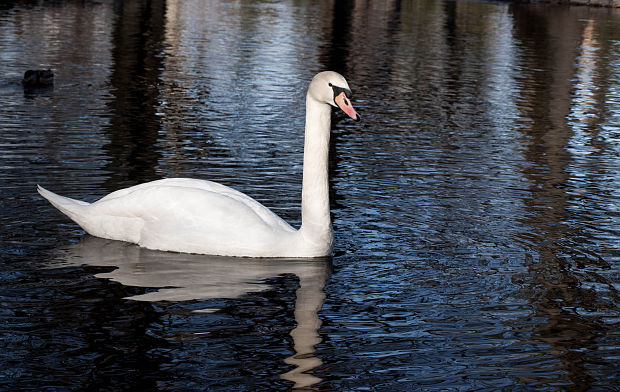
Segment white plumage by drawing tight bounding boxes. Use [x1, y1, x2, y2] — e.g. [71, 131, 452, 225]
[38, 71, 359, 257]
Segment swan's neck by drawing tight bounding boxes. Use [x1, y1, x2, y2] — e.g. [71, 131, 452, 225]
[299, 95, 333, 250]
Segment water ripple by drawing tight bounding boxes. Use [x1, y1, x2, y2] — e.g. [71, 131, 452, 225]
[1, 0, 619, 390]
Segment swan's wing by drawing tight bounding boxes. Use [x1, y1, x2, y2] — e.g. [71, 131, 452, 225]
[98, 178, 237, 202]
[88, 178, 296, 255]
[96, 178, 294, 233]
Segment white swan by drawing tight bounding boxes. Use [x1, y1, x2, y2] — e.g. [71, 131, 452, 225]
[38, 71, 359, 257]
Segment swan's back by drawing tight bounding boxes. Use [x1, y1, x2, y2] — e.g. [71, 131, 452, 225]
[39, 178, 297, 256]
[98, 178, 292, 231]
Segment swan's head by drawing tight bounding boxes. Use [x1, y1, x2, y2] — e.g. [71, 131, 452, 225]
[308, 71, 360, 121]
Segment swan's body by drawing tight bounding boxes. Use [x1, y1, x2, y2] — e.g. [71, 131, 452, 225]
[38, 71, 359, 257]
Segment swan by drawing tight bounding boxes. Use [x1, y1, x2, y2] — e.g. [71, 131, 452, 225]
[38, 71, 360, 258]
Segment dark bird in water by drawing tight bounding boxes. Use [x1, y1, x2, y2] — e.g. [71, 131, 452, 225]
[22, 69, 54, 88]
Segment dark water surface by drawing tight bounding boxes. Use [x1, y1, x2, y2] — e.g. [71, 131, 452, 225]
[1, 0, 619, 390]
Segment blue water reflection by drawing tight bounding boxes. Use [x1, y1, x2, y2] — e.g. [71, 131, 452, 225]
[0, 0, 619, 390]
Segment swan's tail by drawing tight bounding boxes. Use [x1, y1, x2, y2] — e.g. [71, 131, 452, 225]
[38, 185, 142, 244]
[37, 185, 91, 224]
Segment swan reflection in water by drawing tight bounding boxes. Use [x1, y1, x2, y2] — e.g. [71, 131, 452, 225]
[50, 236, 329, 389]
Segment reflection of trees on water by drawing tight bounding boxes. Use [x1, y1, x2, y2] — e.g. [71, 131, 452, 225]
[511, 6, 618, 389]
[322, 1, 619, 388]
[103, 0, 167, 189]
[21, 0, 619, 388]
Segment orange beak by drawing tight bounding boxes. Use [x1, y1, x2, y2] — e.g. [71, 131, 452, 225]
[334, 92, 360, 121]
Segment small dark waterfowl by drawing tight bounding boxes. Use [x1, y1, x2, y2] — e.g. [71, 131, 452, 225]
[22, 69, 54, 88]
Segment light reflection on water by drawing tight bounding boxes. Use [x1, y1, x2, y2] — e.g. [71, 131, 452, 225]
[0, 0, 619, 390]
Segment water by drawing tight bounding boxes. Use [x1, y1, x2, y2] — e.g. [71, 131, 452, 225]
[1, 0, 619, 390]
